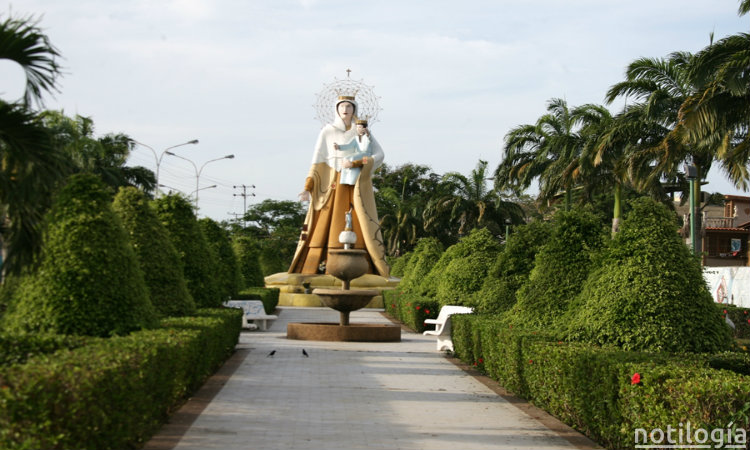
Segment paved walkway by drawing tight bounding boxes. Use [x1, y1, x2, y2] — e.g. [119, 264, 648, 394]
[144, 307, 600, 450]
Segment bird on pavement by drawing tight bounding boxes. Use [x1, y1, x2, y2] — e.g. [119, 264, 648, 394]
[267, 350, 276, 357]
[302, 349, 309, 357]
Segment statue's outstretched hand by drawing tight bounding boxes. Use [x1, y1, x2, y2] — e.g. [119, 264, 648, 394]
[298, 190, 311, 202]
[333, 143, 340, 150]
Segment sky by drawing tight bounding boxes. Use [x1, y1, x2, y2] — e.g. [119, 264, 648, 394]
[2, 0, 748, 221]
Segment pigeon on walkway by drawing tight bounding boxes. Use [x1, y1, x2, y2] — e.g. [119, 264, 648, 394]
[267, 350, 276, 357]
[302, 349, 309, 357]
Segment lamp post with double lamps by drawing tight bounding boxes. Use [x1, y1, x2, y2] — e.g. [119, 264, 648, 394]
[165, 152, 235, 211]
[132, 139, 199, 197]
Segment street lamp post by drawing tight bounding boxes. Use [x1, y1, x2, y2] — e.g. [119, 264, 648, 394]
[165, 152, 235, 210]
[133, 139, 199, 197]
[685, 163, 698, 255]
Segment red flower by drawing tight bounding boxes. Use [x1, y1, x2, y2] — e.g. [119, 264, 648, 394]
[473, 362, 478, 366]
[745, 310, 748, 315]
[416, 305, 421, 310]
[631, 373, 641, 385]
[391, 304, 395, 308]
[724, 309, 728, 314]
[425, 310, 430, 314]
[478, 358, 484, 364]
[747, 319, 750, 324]
[528, 359, 533, 364]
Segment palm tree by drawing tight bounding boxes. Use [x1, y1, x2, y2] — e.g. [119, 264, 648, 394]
[41, 112, 156, 194]
[676, 32, 750, 189]
[424, 160, 524, 239]
[495, 98, 584, 210]
[0, 15, 67, 275]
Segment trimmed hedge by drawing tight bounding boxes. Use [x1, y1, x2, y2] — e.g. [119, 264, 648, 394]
[113, 186, 196, 317]
[452, 314, 750, 450]
[153, 194, 221, 308]
[3, 174, 158, 336]
[0, 308, 241, 450]
[232, 235, 265, 288]
[721, 305, 750, 339]
[0, 334, 93, 366]
[198, 218, 242, 301]
[398, 238, 443, 294]
[235, 287, 280, 315]
[383, 290, 438, 333]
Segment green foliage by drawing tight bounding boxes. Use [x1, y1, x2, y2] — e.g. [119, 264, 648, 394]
[474, 220, 553, 314]
[388, 253, 411, 278]
[383, 290, 439, 333]
[0, 333, 93, 366]
[112, 187, 196, 317]
[398, 237, 443, 294]
[721, 305, 750, 339]
[567, 198, 732, 353]
[419, 230, 494, 298]
[2, 174, 157, 336]
[451, 314, 750, 450]
[242, 199, 305, 274]
[153, 194, 221, 308]
[198, 218, 242, 301]
[235, 287, 280, 315]
[435, 228, 502, 308]
[506, 207, 606, 330]
[0, 308, 241, 450]
[232, 235, 265, 288]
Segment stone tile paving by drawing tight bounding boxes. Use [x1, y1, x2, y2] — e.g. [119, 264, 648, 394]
[144, 307, 600, 450]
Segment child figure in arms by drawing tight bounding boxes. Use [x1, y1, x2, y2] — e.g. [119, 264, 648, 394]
[334, 118, 371, 185]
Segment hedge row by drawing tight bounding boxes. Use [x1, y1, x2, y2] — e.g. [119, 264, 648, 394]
[0, 308, 241, 450]
[720, 304, 750, 339]
[452, 314, 750, 450]
[234, 287, 280, 315]
[383, 290, 438, 333]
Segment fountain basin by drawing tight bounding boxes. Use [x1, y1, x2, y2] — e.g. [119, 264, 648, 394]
[287, 322, 401, 342]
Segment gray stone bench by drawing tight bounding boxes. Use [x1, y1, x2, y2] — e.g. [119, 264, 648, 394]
[224, 300, 278, 330]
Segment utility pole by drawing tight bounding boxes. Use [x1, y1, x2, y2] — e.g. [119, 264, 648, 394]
[233, 184, 255, 226]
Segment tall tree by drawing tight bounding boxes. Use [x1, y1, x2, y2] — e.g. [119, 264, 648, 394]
[425, 160, 524, 239]
[41, 111, 156, 194]
[0, 15, 68, 275]
[495, 98, 584, 211]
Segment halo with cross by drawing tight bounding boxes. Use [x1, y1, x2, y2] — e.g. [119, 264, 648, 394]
[313, 69, 382, 126]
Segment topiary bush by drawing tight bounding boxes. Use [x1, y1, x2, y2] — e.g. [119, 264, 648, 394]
[566, 197, 733, 353]
[112, 187, 196, 317]
[2, 174, 158, 336]
[153, 194, 221, 308]
[198, 218, 242, 301]
[417, 232, 485, 298]
[474, 220, 553, 314]
[233, 235, 265, 288]
[434, 228, 503, 308]
[505, 207, 606, 330]
[388, 252, 412, 278]
[399, 237, 444, 294]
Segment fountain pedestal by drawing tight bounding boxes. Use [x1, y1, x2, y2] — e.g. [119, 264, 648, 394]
[286, 248, 400, 342]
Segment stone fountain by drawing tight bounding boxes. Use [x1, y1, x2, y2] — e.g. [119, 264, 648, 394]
[286, 211, 401, 342]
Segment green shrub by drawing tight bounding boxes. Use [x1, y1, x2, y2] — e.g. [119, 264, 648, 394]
[474, 220, 552, 314]
[0, 334, 93, 366]
[399, 237, 444, 294]
[233, 235, 265, 288]
[0, 308, 241, 450]
[383, 290, 439, 333]
[419, 229, 498, 300]
[506, 207, 606, 330]
[153, 194, 221, 307]
[198, 218, 242, 300]
[567, 198, 732, 353]
[388, 252, 412, 278]
[235, 287, 280, 315]
[2, 174, 158, 336]
[435, 229, 502, 307]
[720, 305, 750, 339]
[112, 187, 196, 317]
[451, 314, 750, 450]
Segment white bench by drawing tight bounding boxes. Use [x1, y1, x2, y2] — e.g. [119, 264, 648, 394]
[423, 305, 474, 351]
[224, 300, 278, 330]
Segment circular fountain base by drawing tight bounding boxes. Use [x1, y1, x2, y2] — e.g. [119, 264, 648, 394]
[287, 322, 401, 342]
